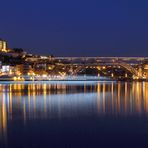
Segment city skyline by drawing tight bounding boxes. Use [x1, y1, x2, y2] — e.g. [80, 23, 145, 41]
[1, 0, 148, 56]
[0, 37, 147, 81]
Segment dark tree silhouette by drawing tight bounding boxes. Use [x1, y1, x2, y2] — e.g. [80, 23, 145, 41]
[13, 48, 24, 53]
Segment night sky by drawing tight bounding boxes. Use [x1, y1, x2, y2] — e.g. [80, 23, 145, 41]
[0, 0, 148, 57]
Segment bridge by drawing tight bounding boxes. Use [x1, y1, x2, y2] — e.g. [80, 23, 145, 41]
[51, 57, 148, 78]
[28, 57, 148, 79]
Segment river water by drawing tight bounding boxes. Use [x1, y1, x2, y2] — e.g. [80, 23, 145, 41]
[0, 81, 148, 148]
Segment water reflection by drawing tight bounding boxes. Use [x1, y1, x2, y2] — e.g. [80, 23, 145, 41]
[96, 82, 148, 116]
[0, 81, 148, 142]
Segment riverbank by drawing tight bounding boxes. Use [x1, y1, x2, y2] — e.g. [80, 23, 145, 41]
[0, 75, 147, 82]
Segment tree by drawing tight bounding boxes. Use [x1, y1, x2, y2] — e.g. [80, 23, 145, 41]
[13, 48, 24, 53]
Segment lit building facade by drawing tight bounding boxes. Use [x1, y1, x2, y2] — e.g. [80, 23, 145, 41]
[0, 39, 7, 52]
[143, 64, 148, 78]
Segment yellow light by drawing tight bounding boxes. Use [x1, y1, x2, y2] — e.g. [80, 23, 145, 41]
[111, 73, 114, 77]
[9, 70, 12, 75]
[48, 66, 52, 70]
[13, 77, 17, 81]
[42, 74, 47, 78]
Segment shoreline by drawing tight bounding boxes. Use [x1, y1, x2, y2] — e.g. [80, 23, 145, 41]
[0, 79, 147, 82]
[0, 75, 147, 82]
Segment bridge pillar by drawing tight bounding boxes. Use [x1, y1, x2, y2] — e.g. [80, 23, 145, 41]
[138, 67, 143, 77]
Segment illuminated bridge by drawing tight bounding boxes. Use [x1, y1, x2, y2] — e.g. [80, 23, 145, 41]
[26, 56, 148, 80]
[49, 57, 148, 79]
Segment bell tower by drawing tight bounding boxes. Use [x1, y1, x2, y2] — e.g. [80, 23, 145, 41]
[0, 39, 7, 52]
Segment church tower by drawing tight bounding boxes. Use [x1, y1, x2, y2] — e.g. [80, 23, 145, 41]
[0, 39, 7, 52]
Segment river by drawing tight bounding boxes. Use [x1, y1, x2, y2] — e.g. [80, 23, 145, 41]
[0, 81, 148, 148]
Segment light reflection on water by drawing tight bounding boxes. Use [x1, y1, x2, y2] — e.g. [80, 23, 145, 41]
[0, 81, 148, 143]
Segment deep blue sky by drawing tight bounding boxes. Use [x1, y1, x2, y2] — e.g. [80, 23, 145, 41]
[0, 0, 148, 56]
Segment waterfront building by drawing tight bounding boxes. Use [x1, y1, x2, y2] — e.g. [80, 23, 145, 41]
[15, 64, 24, 76]
[143, 64, 148, 78]
[0, 65, 15, 75]
[1, 65, 10, 73]
[23, 63, 34, 75]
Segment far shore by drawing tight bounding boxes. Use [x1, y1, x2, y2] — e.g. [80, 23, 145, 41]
[0, 78, 147, 82]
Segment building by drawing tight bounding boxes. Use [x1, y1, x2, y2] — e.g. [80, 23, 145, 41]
[0, 39, 7, 52]
[143, 64, 148, 78]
